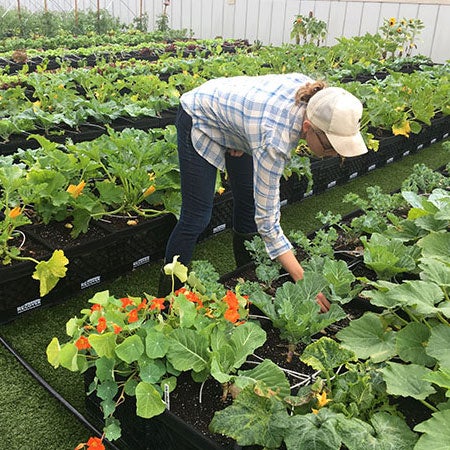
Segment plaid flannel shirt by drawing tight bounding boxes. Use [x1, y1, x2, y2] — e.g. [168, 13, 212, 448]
[180, 73, 312, 259]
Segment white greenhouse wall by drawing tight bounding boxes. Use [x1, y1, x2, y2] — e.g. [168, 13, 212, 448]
[1, 0, 449, 63]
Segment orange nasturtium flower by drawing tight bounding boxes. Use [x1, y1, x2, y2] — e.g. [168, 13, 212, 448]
[224, 308, 240, 323]
[8, 206, 22, 219]
[150, 297, 166, 311]
[96, 316, 107, 333]
[120, 297, 134, 308]
[113, 324, 122, 334]
[91, 303, 102, 312]
[223, 290, 240, 323]
[137, 298, 147, 311]
[75, 336, 91, 350]
[127, 308, 139, 323]
[67, 180, 86, 198]
[86, 436, 105, 450]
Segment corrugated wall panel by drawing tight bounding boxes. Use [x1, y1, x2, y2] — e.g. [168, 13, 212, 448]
[0, 0, 448, 62]
[430, 4, 450, 62]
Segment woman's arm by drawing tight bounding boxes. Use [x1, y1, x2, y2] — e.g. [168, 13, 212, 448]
[276, 250, 331, 312]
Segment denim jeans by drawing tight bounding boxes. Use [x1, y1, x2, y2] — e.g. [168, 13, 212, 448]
[164, 105, 257, 266]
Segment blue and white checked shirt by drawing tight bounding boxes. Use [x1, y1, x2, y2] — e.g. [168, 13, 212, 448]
[180, 73, 313, 259]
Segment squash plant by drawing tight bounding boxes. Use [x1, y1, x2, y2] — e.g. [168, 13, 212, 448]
[11, 126, 181, 237]
[211, 172, 450, 449]
[0, 155, 68, 296]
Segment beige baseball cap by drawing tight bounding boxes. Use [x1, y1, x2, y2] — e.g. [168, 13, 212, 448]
[306, 87, 368, 157]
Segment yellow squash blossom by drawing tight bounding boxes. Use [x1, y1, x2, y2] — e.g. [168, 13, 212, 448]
[392, 120, 411, 137]
[67, 181, 86, 198]
[316, 391, 331, 408]
[8, 206, 22, 218]
[143, 185, 156, 197]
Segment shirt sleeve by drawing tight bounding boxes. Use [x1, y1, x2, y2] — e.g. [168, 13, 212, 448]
[252, 145, 292, 259]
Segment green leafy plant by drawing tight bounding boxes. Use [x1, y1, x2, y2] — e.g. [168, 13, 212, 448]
[211, 337, 417, 449]
[337, 188, 450, 449]
[0, 154, 68, 296]
[46, 257, 266, 442]
[248, 267, 347, 362]
[378, 17, 425, 59]
[290, 11, 327, 46]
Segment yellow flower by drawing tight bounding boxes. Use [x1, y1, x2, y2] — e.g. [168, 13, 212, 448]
[389, 17, 396, 26]
[392, 120, 411, 137]
[315, 391, 331, 408]
[217, 186, 226, 195]
[67, 180, 86, 198]
[143, 185, 156, 197]
[312, 408, 319, 415]
[32, 100, 41, 111]
[8, 206, 21, 219]
[130, 94, 139, 102]
[397, 27, 402, 33]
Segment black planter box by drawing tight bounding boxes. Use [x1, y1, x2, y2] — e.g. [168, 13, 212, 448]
[84, 369, 243, 450]
[0, 214, 176, 325]
[85, 393, 235, 450]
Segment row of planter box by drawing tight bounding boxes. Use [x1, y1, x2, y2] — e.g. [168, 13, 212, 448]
[0, 40, 251, 75]
[0, 114, 449, 325]
[0, 111, 178, 157]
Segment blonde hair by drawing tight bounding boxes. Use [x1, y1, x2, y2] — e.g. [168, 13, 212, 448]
[295, 81, 327, 105]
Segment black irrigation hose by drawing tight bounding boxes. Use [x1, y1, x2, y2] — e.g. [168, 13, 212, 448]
[0, 334, 122, 450]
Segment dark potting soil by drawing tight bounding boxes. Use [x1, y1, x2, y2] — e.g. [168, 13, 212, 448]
[24, 219, 109, 249]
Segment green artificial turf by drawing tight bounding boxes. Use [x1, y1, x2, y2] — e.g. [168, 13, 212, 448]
[0, 140, 448, 450]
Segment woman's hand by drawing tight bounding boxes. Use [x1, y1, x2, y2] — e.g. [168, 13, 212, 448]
[316, 292, 331, 313]
[228, 149, 244, 157]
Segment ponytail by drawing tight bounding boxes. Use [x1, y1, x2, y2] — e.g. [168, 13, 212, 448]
[295, 81, 327, 105]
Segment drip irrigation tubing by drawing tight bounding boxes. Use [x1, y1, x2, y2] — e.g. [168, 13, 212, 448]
[0, 334, 122, 450]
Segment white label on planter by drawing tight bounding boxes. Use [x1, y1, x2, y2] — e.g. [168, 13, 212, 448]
[280, 199, 288, 207]
[303, 190, 313, 198]
[349, 171, 358, 179]
[81, 275, 101, 290]
[403, 150, 410, 157]
[444, 132, 449, 139]
[387, 157, 394, 164]
[417, 144, 424, 150]
[133, 256, 150, 269]
[164, 383, 170, 410]
[17, 298, 41, 314]
[368, 164, 376, 171]
[431, 138, 437, 144]
[213, 223, 226, 234]
[327, 180, 337, 189]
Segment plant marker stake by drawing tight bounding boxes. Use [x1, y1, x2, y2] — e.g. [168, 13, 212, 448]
[164, 383, 170, 410]
[0, 334, 122, 450]
[199, 380, 206, 404]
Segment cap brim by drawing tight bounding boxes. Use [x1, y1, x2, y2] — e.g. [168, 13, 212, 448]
[325, 131, 368, 157]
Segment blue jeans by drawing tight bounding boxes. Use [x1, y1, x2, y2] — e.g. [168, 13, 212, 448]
[164, 105, 257, 266]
